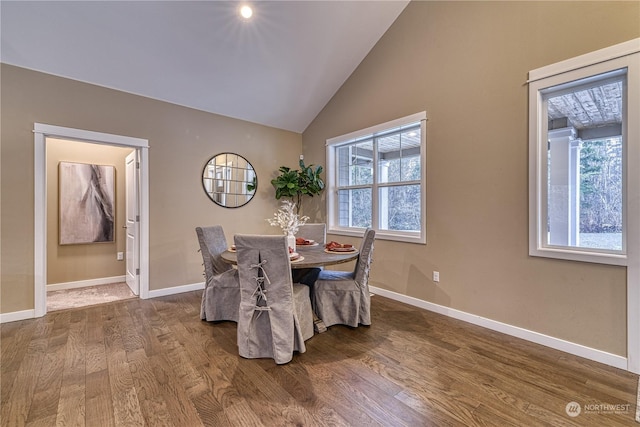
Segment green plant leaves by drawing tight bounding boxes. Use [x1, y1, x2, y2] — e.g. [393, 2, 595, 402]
[270, 160, 325, 212]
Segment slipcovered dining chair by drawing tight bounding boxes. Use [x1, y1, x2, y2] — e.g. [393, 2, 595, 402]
[312, 228, 375, 328]
[235, 234, 314, 364]
[196, 226, 240, 322]
[297, 223, 326, 245]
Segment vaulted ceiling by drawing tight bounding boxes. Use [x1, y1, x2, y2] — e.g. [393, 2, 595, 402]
[1, 1, 409, 133]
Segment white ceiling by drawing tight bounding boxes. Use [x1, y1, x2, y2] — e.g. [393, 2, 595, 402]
[1, 1, 409, 133]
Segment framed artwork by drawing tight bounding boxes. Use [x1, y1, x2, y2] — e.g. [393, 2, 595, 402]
[59, 161, 115, 245]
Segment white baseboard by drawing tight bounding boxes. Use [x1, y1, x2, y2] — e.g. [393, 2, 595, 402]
[47, 275, 127, 292]
[369, 286, 627, 371]
[0, 309, 35, 324]
[147, 281, 205, 299]
[1, 280, 204, 323]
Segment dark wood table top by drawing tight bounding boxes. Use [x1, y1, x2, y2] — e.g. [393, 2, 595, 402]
[221, 244, 359, 269]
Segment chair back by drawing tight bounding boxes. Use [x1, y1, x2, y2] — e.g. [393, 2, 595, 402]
[354, 228, 375, 284]
[235, 234, 306, 364]
[297, 223, 326, 245]
[195, 226, 233, 276]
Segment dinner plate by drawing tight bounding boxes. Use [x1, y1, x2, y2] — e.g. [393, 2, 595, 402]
[296, 239, 316, 246]
[290, 254, 305, 263]
[324, 247, 357, 253]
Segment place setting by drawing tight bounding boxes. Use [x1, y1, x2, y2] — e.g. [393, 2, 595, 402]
[324, 240, 357, 254]
[295, 237, 318, 247]
[288, 247, 304, 263]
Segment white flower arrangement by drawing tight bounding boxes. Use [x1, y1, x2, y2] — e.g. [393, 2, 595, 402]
[267, 200, 309, 235]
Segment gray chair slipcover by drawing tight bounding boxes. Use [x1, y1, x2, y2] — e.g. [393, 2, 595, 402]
[196, 226, 240, 322]
[297, 223, 326, 245]
[312, 228, 375, 328]
[235, 234, 314, 364]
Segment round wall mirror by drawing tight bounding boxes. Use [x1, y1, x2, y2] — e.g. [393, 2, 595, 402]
[202, 153, 257, 208]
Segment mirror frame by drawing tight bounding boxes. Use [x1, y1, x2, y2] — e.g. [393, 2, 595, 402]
[201, 152, 257, 208]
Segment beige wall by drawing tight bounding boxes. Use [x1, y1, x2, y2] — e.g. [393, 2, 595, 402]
[2, 1, 638, 359]
[46, 139, 131, 285]
[302, 1, 639, 356]
[1, 64, 302, 312]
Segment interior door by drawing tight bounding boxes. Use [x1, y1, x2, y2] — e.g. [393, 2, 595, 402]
[125, 150, 140, 295]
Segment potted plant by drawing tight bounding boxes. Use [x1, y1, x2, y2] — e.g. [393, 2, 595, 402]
[270, 159, 325, 214]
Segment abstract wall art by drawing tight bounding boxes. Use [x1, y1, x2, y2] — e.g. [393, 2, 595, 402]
[59, 161, 115, 245]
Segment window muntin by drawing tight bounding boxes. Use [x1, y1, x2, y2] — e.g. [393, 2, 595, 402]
[327, 112, 426, 243]
[338, 141, 373, 186]
[377, 128, 421, 184]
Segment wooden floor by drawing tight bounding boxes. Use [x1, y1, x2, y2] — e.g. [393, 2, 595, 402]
[2, 291, 638, 426]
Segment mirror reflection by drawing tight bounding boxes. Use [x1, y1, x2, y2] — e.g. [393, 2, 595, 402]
[202, 153, 256, 208]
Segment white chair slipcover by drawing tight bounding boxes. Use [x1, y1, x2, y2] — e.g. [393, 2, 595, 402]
[196, 226, 240, 322]
[312, 228, 375, 328]
[235, 234, 314, 364]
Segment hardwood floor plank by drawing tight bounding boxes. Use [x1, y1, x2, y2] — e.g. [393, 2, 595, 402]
[1, 322, 49, 426]
[85, 369, 115, 427]
[317, 328, 468, 424]
[24, 414, 57, 427]
[268, 359, 347, 425]
[298, 332, 433, 426]
[103, 305, 146, 427]
[145, 353, 205, 427]
[2, 291, 638, 426]
[279, 350, 395, 426]
[23, 314, 71, 425]
[193, 339, 265, 425]
[129, 299, 222, 426]
[126, 356, 175, 427]
[55, 310, 87, 426]
[138, 297, 207, 426]
[1, 319, 39, 406]
[0, 319, 37, 373]
[163, 319, 236, 424]
[226, 359, 324, 427]
[85, 306, 108, 375]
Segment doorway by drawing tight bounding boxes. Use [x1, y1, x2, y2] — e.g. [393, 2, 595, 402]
[34, 123, 149, 317]
[47, 282, 136, 312]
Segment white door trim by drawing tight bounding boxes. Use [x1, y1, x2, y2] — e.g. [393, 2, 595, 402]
[33, 123, 150, 317]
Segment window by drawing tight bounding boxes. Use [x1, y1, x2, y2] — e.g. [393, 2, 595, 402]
[529, 39, 639, 265]
[326, 112, 426, 243]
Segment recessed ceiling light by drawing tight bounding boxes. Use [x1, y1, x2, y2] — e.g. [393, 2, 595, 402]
[240, 5, 253, 19]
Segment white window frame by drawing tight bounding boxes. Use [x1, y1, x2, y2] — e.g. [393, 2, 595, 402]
[326, 111, 427, 244]
[528, 39, 639, 266]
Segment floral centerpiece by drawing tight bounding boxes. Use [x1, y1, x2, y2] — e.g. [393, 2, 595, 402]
[267, 200, 309, 251]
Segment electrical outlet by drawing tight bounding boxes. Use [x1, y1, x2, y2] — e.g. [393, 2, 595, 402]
[433, 271, 440, 282]
[117, 252, 124, 261]
[299, 154, 304, 160]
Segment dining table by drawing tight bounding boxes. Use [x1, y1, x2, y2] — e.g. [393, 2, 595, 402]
[221, 241, 360, 333]
[220, 242, 359, 269]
